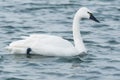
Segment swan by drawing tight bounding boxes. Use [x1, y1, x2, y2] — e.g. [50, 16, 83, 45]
[6, 7, 99, 57]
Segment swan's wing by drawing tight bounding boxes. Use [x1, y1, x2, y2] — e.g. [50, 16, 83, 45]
[27, 34, 73, 48]
[27, 34, 78, 56]
[6, 34, 78, 56]
[6, 34, 57, 49]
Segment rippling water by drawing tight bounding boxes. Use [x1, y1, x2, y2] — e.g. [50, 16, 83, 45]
[0, 0, 120, 80]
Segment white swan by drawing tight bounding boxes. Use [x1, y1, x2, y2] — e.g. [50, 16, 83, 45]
[6, 7, 99, 57]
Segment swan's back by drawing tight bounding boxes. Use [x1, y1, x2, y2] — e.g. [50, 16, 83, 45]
[6, 34, 79, 56]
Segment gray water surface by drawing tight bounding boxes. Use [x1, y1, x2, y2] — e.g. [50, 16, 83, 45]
[0, 0, 120, 80]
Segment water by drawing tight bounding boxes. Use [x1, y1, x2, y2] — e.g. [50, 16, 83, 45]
[0, 0, 120, 80]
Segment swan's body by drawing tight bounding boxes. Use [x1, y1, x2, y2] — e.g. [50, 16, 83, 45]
[6, 7, 99, 57]
[7, 34, 79, 56]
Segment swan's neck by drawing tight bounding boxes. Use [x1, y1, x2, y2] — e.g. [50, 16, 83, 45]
[72, 14, 86, 53]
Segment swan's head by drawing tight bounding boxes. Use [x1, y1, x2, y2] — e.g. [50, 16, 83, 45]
[76, 7, 100, 23]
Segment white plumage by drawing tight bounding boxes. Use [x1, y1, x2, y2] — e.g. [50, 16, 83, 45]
[6, 34, 78, 56]
[6, 7, 99, 57]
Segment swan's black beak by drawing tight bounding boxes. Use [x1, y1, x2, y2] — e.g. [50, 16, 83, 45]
[89, 13, 100, 23]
